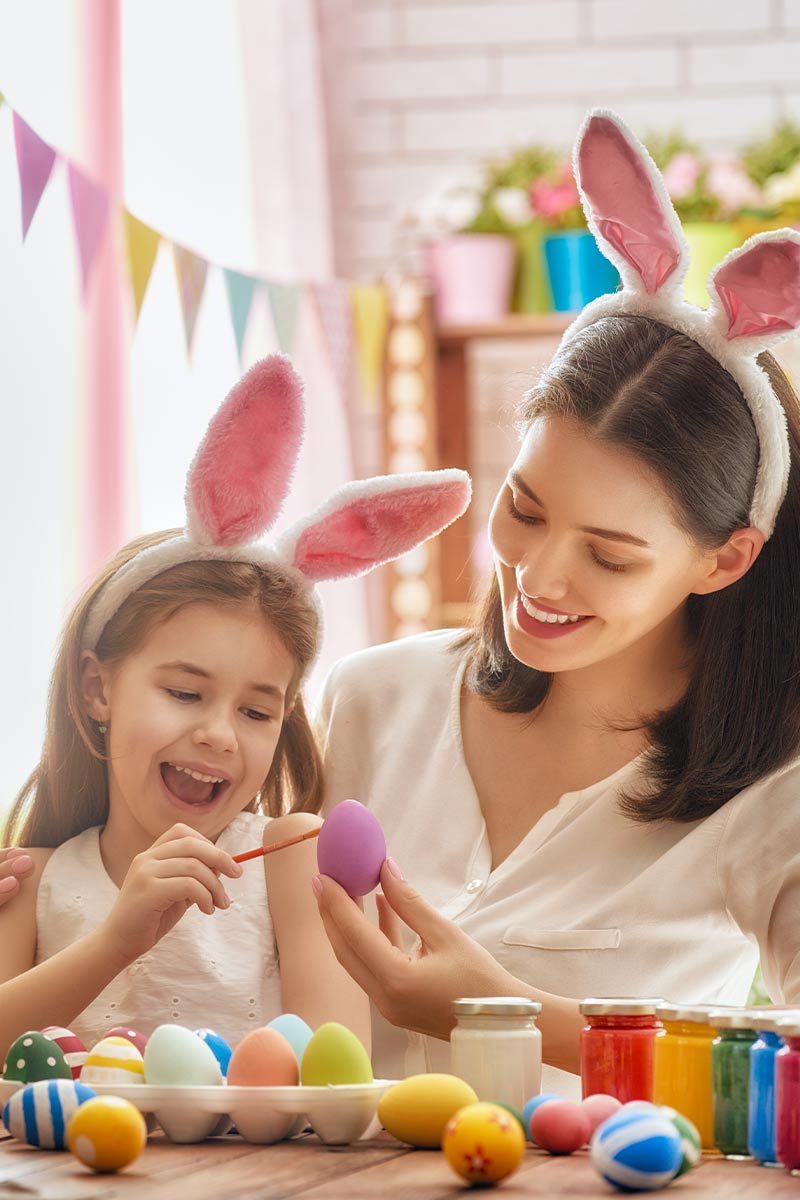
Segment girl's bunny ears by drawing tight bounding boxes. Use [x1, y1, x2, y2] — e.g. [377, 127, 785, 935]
[82, 355, 471, 651]
[553, 108, 800, 538]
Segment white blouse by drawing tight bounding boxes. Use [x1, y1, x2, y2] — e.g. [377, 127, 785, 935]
[317, 629, 800, 1095]
[35, 811, 282, 1051]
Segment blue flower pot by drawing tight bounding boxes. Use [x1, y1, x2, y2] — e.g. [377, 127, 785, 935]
[543, 230, 620, 312]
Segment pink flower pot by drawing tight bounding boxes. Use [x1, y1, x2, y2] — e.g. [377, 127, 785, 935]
[425, 233, 516, 324]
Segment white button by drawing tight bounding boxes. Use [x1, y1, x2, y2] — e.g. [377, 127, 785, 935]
[466, 879, 483, 894]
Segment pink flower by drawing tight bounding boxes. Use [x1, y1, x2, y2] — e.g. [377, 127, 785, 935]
[662, 152, 700, 201]
[706, 156, 762, 217]
[529, 162, 580, 220]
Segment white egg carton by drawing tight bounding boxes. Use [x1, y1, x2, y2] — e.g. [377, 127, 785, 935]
[0, 1078, 395, 1146]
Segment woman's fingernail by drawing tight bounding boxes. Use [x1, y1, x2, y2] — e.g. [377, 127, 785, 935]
[11, 855, 33, 875]
[311, 875, 323, 898]
[0, 877, 17, 894]
[386, 857, 404, 880]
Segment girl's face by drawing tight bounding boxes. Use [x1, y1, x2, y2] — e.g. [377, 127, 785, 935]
[88, 602, 296, 848]
[489, 416, 719, 679]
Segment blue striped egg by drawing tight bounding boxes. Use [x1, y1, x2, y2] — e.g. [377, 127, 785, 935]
[590, 1109, 682, 1192]
[2, 1079, 97, 1149]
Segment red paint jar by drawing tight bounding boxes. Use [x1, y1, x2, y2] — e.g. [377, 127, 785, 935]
[580, 998, 664, 1103]
[775, 1018, 800, 1170]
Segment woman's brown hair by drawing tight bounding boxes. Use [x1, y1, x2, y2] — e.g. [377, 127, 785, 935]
[461, 314, 800, 822]
[3, 529, 323, 846]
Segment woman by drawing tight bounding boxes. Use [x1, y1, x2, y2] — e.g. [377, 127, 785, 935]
[311, 113, 800, 1095]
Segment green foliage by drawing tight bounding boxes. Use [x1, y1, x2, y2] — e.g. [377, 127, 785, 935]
[747, 965, 771, 1006]
[742, 120, 800, 186]
[645, 128, 700, 170]
[486, 145, 559, 190]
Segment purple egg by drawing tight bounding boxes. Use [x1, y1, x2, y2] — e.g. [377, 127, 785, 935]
[317, 800, 387, 896]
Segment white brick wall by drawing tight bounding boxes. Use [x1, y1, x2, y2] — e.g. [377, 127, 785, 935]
[332, 0, 800, 279]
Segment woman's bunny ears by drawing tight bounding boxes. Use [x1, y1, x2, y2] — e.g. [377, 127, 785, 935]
[555, 108, 800, 538]
[82, 355, 471, 650]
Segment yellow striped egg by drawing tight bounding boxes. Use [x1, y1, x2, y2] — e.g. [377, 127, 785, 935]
[80, 1036, 145, 1086]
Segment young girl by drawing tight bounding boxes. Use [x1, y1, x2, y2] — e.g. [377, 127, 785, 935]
[312, 111, 800, 1096]
[0, 354, 470, 1063]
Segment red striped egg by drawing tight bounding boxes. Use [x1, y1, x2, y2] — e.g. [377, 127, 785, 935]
[42, 1026, 87, 1081]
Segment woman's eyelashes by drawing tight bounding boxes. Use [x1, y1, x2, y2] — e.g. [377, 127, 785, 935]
[507, 497, 629, 574]
[164, 688, 273, 722]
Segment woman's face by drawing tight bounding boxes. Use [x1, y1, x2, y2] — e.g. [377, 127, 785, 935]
[489, 416, 718, 677]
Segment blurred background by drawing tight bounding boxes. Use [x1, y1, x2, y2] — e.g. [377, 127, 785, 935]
[3, 0, 800, 812]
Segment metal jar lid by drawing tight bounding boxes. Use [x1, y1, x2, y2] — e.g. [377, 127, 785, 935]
[656, 1003, 722, 1024]
[749, 1008, 800, 1033]
[451, 997, 542, 1017]
[580, 997, 664, 1016]
[773, 1017, 800, 1038]
[709, 1009, 760, 1031]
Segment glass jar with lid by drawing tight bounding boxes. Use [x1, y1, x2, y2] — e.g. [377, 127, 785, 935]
[449, 997, 542, 1111]
[748, 1010, 800, 1167]
[710, 1009, 758, 1158]
[580, 998, 664, 1103]
[653, 1003, 719, 1150]
[774, 1016, 800, 1170]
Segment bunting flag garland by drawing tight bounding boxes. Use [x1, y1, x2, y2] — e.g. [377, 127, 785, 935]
[2, 92, 394, 411]
[13, 112, 57, 239]
[67, 162, 110, 299]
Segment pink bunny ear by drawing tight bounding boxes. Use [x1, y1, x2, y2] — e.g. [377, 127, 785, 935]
[277, 469, 471, 583]
[186, 355, 304, 546]
[575, 111, 687, 295]
[708, 232, 800, 343]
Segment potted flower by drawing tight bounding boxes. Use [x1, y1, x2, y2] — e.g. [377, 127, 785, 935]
[483, 145, 558, 312]
[529, 159, 619, 312]
[742, 120, 800, 232]
[408, 172, 517, 324]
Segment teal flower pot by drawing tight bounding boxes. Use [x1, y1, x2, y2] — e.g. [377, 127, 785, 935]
[543, 230, 619, 312]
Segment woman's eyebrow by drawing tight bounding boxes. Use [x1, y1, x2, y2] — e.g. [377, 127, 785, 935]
[508, 470, 652, 548]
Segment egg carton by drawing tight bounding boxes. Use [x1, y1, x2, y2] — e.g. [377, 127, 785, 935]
[0, 1078, 395, 1145]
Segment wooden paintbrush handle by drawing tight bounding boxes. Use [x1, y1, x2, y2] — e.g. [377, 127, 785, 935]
[232, 824, 321, 863]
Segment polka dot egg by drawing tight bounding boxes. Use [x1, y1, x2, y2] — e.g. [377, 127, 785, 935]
[2, 1079, 96, 1149]
[107, 1025, 149, 1056]
[41, 1026, 87, 1081]
[80, 1036, 145, 1086]
[67, 1095, 147, 1172]
[590, 1108, 683, 1192]
[193, 1029, 232, 1077]
[3, 1031, 72, 1083]
[442, 1102, 526, 1185]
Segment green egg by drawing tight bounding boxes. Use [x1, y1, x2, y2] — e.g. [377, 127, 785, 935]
[300, 1023, 373, 1086]
[3, 1031, 72, 1082]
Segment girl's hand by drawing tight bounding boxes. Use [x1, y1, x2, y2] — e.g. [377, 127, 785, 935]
[99, 823, 243, 968]
[0, 848, 35, 902]
[314, 860, 526, 1041]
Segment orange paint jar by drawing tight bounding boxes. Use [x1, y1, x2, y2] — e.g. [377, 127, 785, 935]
[653, 1004, 718, 1151]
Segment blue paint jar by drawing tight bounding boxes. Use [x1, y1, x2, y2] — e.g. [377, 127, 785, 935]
[748, 1021, 783, 1166]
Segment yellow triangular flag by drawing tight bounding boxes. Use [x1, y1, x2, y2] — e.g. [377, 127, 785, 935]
[123, 210, 161, 319]
[350, 282, 390, 411]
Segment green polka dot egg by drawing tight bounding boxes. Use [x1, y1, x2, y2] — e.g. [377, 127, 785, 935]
[3, 1031, 72, 1082]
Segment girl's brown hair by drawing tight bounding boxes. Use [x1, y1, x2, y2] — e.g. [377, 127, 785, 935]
[4, 529, 323, 846]
[461, 314, 800, 822]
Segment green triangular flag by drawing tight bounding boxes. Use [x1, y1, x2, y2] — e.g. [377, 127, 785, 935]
[224, 268, 258, 362]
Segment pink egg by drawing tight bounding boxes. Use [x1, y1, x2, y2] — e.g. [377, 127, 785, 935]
[317, 799, 386, 897]
[41, 1026, 87, 1081]
[529, 1099, 591, 1155]
[107, 1026, 149, 1056]
[581, 1093, 623, 1136]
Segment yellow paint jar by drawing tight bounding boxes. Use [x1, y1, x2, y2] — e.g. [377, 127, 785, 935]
[653, 1004, 719, 1150]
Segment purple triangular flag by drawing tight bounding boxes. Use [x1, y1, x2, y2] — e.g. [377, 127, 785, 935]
[67, 163, 110, 299]
[13, 113, 57, 239]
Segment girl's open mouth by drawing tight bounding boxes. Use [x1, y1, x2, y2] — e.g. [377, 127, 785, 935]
[160, 763, 228, 807]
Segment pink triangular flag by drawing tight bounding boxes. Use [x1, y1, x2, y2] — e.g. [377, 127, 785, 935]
[311, 280, 354, 407]
[67, 163, 110, 299]
[13, 113, 57, 239]
[173, 244, 209, 354]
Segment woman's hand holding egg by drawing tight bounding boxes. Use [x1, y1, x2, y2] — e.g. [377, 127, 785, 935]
[98, 823, 243, 967]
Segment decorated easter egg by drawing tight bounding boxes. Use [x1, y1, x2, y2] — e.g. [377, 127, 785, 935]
[80, 1036, 145, 1086]
[529, 1099, 591, 1155]
[41, 1026, 87, 1081]
[300, 1023, 373, 1086]
[193, 1029, 232, 1077]
[267, 1014, 313, 1065]
[107, 1025, 149, 1056]
[317, 799, 386, 897]
[659, 1106, 701, 1175]
[227, 1028, 299, 1087]
[143, 1024, 223, 1086]
[3, 1031, 72, 1082]
[378, 1074, 478, 1147]
[442, 1101, 526, 1185]
[67, 1095, 147, 1172]
[522, 1092, 560, 1141]
[590, 1108, 682, 1191]
[581, 1093, 623, 1136]
[2, 1079, 96, 1148]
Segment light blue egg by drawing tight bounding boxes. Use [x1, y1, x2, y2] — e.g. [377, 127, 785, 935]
[267, 1014, 313, 1065]
[2, 1079, 96, 1149]
[193, 1029, 232, 1077]
[522, 1092, 561, 1142]
[590, 1109, 682, 1192]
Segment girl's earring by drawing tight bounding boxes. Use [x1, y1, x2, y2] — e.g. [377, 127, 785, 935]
[97, 722, 108, 735]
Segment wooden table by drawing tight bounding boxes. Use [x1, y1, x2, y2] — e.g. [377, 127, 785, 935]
[2, 1127, 797, 1199]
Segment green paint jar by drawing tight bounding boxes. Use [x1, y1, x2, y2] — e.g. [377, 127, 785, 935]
[711, 1010, 757, 1158]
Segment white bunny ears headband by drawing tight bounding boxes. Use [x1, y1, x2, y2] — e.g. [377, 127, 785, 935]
[82, 355, 471, 651]
[555, 109, 800, 539]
